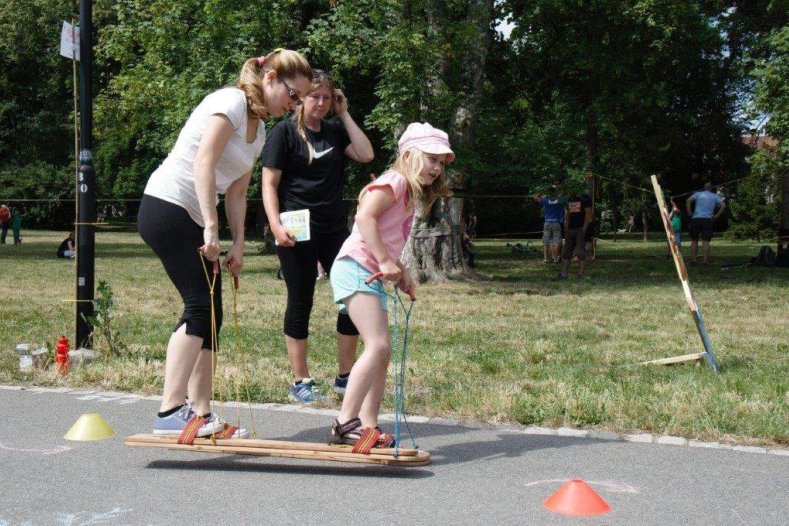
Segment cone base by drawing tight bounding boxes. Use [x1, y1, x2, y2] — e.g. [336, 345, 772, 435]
[64, 413, 115, 441]
[544, 479, 611, 516]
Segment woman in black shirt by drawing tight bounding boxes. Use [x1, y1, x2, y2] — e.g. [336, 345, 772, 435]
[261, 70, 374, 403]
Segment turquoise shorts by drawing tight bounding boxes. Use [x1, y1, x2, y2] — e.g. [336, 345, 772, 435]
[330, 257, 388, 314]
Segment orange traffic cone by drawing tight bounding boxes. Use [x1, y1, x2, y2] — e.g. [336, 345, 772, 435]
[543, 479, 611, 516]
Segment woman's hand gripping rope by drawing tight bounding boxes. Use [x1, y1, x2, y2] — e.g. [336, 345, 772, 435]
[206, 255, 256, 440]
[216, 251, 240, 289]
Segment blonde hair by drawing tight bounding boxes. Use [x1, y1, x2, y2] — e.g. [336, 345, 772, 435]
[358, 148, 452, 212]
[293, 70, 336, 165]
[237, 48, 312, 120]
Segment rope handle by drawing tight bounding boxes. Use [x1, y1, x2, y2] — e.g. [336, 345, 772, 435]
[215, 254, 240, 289]
[365, 272, 416, 301]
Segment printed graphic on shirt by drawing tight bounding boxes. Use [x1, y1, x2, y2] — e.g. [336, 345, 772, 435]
[568, 201, 582, 213]
[313, 147, 334, 159]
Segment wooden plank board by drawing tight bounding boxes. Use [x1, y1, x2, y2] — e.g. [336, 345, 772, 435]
[641, 352, 704, 366]
[125, 434, 430, 467]
[650, 176, 719, 373]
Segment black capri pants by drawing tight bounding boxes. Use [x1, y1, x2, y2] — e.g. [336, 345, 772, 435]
[138, 194, 222, 350]
[277, 227, 359, 339]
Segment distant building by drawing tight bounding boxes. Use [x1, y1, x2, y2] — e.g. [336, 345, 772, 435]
[743, 131, 778, 150]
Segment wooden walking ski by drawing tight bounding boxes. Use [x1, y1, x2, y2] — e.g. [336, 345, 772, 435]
[125, 434, 430, 467]
[649, 175, 719, 373]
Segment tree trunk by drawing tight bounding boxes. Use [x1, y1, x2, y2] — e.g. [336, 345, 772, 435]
[402, 0, 494, 282]
[778, 170, 789, 263]
[402, 173, 467, 282]
[641, 191, 648, 241]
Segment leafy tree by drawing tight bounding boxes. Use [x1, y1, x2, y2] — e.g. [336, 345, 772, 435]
[309, 0, 497, 281]
[749, 23, 789, 245]
[503, 0, 752, 226]
[0, 0, 78, 169]
[93, 0, 329, 199]
[0, 162, 74, 229]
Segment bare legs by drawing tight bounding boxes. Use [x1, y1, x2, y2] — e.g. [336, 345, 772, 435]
[690, 239, 711, 263]
[286, 334, 358, 382]
[159, 324, 214, 415]
[337, 293, 390, 428]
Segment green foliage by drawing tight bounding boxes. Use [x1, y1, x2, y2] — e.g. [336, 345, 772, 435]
[0, 0, 77, 168]
[729, 150, 786, 241]
[0, 0, 786, 240]
[84, 280, 127, 357]
[734, 23, 789, 239]
[0, 162, 73, 229]
[93, 0, 323, 198]
[753, 24, 789, 151]
[504, 0, 749, 193]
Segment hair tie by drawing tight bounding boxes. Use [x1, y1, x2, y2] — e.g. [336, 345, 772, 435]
[256, 56, 266, 67]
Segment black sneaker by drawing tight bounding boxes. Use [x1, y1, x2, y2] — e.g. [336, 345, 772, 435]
[333, 375, 349, 394]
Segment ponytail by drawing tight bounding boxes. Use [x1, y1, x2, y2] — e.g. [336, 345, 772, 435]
[237, 48, 311, 121]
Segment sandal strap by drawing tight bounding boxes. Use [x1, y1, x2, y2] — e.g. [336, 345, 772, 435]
[214, 424, 239, 439]
[334, 418, 362, 436]
[177, 415, 207, 445]
[377, 433, 395, 447]
[374, 426, 395, 447]
[351, 427, 381, 454]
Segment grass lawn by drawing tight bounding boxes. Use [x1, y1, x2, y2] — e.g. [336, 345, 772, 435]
[2, 230, 788, 446]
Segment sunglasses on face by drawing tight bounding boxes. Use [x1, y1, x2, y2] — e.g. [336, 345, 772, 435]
[280, 77, 303, 105]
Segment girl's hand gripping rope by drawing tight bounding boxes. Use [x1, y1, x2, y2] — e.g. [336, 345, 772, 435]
[365, 272, 416, 301]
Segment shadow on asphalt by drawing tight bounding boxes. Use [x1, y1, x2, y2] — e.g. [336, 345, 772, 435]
[141, 423, 600, 477]
[145, 457, 433, 478]
[269, 423, 605, 467]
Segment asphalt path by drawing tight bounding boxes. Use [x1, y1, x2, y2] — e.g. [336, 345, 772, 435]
[1, 386, 787, 525]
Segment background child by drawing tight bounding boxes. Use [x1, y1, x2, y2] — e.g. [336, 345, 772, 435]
[668, 199, 682, 248]
[328, 122, 454, 449]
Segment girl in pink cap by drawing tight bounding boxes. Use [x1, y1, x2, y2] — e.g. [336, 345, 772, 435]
[328, 122, 454, 449]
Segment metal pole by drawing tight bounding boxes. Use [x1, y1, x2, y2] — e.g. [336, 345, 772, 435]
[76, 0, 95, 348]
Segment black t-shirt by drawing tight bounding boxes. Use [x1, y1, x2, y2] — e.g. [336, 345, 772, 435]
[566, 194, 592, 230]
[261, 118, 352, 234]
[57, 238, 72, 258]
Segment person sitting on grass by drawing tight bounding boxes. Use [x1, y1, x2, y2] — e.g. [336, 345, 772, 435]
[56, 231, 76, 259]
[327, 122, 453, 449]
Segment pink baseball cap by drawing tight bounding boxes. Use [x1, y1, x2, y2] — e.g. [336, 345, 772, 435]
[397, 122, 455, 163]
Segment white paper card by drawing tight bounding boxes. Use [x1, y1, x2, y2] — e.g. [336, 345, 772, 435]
[279, 209, 310, 243]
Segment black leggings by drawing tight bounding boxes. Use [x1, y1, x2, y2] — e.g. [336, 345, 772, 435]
[277, 228, 358, 339]
[138, 195, 222, 350]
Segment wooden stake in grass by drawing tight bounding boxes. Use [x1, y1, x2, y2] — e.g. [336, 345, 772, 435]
[648, 175, 719, 373]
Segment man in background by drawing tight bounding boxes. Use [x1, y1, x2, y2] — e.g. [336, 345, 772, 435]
[686, 182, 726, 266]
[534, 184, 565, 263]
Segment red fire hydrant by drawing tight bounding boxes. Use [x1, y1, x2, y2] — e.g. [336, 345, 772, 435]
[55, 335, 70, 375]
